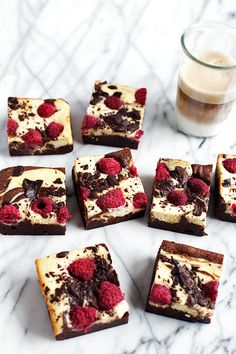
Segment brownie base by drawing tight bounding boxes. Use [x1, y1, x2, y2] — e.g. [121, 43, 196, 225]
[56, 313, 129, 340]
[9, 144, 73, 156]
[0, 222, 65, 235]
[146, 304, 210, 324]
[82, 134, 139, 149]
[148, 217, 206, 236]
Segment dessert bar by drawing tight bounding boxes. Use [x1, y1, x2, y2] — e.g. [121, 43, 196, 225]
[8, 97, 73, 155]
[148, 158, 212, 236]
[35, 243, 129, 340]
[216, 153, 236, 222]
[81, 80, 147, 149]
[0, 166, 70, 235]
[146, 240, 224, 323]
[73, 148, 148, 229]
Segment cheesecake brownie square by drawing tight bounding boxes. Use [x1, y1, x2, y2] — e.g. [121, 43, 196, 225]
[81, 80, 147, 149]
[0, 166, 71, 235]
[146, 240, 224, 323]
[8, 97, 73, 155]
[35, 243, 129, 340]
[73, 148, 148, 230]
[148, 158, 213, 236]
[216, 153, 236, 222]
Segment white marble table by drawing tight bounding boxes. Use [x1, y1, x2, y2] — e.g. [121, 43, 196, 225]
[0, 1, 236, 353]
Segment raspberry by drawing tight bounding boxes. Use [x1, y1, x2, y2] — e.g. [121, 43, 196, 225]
[167, 190, 188, 206]
[56, 206, 71, 224]
[37, 102, 56, 118]
[31, 197, 53, 215]
[8, 118, 18, 134]
[70, 306, 97, 333]
[22, 129, 43, 148]
[231, 204, 236, 215]
[203, 281, 219, 302]
[46, 122, 64, 139]
[150, 284, 172, 305]
[98, 281, 124, 310]
[104, 96, 123, 110]
[96, 189, 125, 210]
[98, 157, 121, 176]
[222, 158, 236, 173]
[129, 165, 138, 176]
[80, 187, 90, 200]
[135, 88, 147, 105]
[81, 115, 100, 130]
[188, 177, 209, 196]
[132, 129, 144, 141]
[0, 205, 21, 224]
[155, 163, 170, 182]
[68, 258, 96, 281]
[133, 192, 148, 209]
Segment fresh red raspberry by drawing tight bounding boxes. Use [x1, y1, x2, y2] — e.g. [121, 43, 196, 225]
[98, 281, 124, 310]
[104, 96, 123, 110]
[22, 129, 43, 148]
[0, 205, 21, 224]
[133, 192, 148, 209]
[167, 190, 188, 206]
[98, 157, 121, 176]
[231, 204, 236, 215]
[8, 118, 18, 134]
[56, 206, 71, 224]
[155, 163, 170, 182]
[188, 177, 209, 196]
[135, 88, 147, 105]
[132, 129, 144, 141]
[31, 197, 53, 216]
[68, 258, 96, 281]
[96, 189, 125, 210]
[46, 122, 64, 139]
[203, 281, 219, 302]
[70, 306, 97, 333]
[37, 102, 56, 118]
[222, 158, 236, 173]
[81, 115, 100, 130]
[129, 165, 138, 176]
[80, 187, 90, 201]
[150, 284, 172, 305]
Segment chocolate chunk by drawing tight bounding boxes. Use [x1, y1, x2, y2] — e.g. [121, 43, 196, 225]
[222, 179, 231, 187]
[53, 178, 63, 184]
[112, 91, 122, 98]
[22, 178, 43, 199]
[157, 180, 174, 192]
[44, 99, 56, 104]
[12, 166, 24, 177]
[107, 175, 119, 187]
[56, 251, 69, 258]
[127, 110, 141, 121]
[108, 85, 117, 90]
[8, 97, 20, 110]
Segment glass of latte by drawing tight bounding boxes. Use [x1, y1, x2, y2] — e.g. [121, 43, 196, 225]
[176, 22, 236, 137]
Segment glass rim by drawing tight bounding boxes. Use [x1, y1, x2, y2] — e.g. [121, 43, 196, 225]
[181, 21, 236, 71]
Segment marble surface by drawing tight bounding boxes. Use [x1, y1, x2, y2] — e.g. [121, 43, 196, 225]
[0, 1, 236, 353]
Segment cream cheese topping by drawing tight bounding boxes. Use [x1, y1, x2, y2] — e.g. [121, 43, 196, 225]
[35, 244, 129, 337]
[0, 167, 66, 225]
[218, 154, 236, 214]
[83, 80, 145, 138]
[149, 249, 222, 319]
[8, 98, 73, 150]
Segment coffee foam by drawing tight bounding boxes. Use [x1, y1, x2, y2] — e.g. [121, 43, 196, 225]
[179, 51, 236, 104]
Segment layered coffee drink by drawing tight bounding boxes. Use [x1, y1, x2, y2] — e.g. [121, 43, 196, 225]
[176, 51, 236, 137]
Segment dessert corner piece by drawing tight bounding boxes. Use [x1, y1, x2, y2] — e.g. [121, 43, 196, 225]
[216, 153, 236, 222]
[146, 240, 224, 323]
[81, 80, 146, 149]
[0, 166, 71, 235]
[72, 147, 148, 230]
[148, 158, 213, 236]
[35, 243, 129, 340]
[8, 97, 73, 155]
